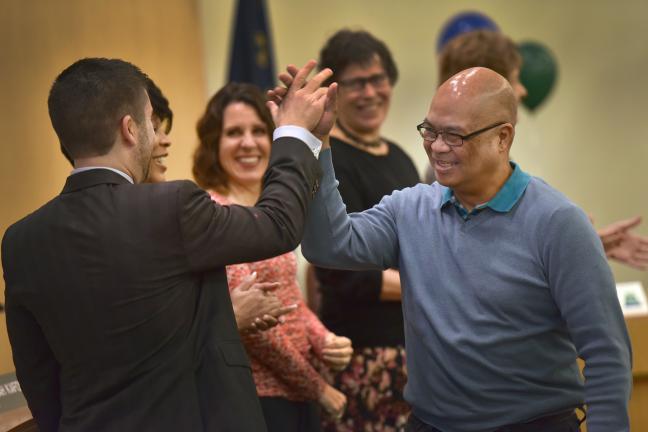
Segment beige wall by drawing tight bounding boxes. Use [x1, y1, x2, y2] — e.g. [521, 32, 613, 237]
[200, 0, 648, 290]
[0, 0, 207, 373]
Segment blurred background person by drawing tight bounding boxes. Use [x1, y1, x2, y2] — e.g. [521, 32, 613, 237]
[192, 82, 353, 432]
[430, 29, 648, 271]
[311, 29, 419, 432]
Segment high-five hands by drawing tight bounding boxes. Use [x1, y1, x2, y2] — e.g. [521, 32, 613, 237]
[267, 61, 338, 141]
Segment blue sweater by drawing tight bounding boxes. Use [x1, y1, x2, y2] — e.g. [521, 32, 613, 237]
[302, 149, 631, 432]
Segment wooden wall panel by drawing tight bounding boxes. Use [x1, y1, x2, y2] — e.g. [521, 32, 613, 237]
[0, 0, 207, 374]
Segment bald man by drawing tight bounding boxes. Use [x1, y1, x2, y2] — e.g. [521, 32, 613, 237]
[429, 29, 648, 271]
[300, 68, 631, 432]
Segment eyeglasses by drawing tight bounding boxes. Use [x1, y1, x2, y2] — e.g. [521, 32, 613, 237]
[416, 121, 506, 147]
[338, 73, 389, 92]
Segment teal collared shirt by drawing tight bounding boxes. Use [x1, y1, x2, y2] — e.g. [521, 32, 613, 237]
[441, 162, 531, 220]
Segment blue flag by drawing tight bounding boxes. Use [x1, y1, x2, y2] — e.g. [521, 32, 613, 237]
[228, 0, 276, 90]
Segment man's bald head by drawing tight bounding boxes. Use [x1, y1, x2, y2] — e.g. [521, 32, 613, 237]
[423, 68, 518, 207]
[435, 67, 518, 127]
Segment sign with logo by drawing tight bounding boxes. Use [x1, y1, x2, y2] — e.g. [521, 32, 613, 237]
[0, 372, 26, 414]
[0, 372, 33, 430]
[616, 281, 648, 317]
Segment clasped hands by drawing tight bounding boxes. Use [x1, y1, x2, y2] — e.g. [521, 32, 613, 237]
[231, 272, 297, 333]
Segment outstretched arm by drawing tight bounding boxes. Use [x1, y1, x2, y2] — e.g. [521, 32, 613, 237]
[268, 65, 399, 270]
[301, 149, 400, 271]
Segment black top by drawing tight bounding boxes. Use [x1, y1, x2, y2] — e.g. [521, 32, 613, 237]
[315, 136, 420, 348]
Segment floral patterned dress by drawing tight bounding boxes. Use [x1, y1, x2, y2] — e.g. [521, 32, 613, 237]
[324, 346, 409, 431]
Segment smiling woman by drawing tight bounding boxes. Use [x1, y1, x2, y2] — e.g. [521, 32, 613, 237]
[144, 78, 173, 184]
[192, 83, 274, 202]
[214, 101, 271, 202]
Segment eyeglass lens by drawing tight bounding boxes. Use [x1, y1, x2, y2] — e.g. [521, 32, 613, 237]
[341, 74, 387, 91]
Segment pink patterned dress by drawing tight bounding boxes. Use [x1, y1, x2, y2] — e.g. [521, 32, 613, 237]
[211, 192, 331, 402]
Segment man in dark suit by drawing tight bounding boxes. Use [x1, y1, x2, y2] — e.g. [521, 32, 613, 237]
[2, 57, 336, 431]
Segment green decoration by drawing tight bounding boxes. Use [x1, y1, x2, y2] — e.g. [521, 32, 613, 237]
[518, 41, 558, 112]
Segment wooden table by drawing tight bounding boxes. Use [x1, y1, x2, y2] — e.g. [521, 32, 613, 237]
[0, 406, 33, 432]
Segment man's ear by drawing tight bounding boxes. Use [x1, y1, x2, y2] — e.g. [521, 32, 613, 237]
[498, 124, 514, 152]
[120, 115, 138, 147]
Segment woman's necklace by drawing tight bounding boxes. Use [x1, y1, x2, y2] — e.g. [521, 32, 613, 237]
[336, 120, 382, 148]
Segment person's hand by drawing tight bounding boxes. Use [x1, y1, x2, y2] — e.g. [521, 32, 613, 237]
[597, 216, 648, 270]
[266, 60, 332, 132]
[268, 64, 338, 141]
[318, 384, 347, 419]
[606, 231, 648, 270]
[311, 83, 337, 141]
[231, 272, 297, 333]
[276, 65, 338, 139]
[322, 333, 353, 371]
[597, 216, 641, 251]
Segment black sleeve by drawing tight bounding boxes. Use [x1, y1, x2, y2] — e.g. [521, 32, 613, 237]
[180, 137, 321, 271]
[3, 229, 62, 432]
[5, 299, 62, 431]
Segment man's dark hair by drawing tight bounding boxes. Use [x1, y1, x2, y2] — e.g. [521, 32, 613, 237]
[146, 77, 173, 134]
[438, 30, 521, 86]
[48, 58, 150, 163]
[319, 29, 398, 86]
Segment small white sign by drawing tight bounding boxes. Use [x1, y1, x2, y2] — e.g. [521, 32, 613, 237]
[616, 281, 648, 317]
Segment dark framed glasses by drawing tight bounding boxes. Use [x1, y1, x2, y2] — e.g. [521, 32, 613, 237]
[338, 73, 389, 92]
[416, 121, 506, 147]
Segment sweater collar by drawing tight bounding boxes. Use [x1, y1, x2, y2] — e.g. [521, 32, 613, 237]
[440, 162, 531, 215]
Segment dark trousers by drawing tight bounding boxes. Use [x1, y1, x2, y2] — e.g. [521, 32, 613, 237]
[405, 410, 581, 432]
[259, 397, 323, 432]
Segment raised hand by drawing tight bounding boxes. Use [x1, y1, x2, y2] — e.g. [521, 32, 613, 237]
[268, 63, 338, 141]
[322, 333, 353, 371]
[313, 83, 338, 141]
[267, 60, 332, 133]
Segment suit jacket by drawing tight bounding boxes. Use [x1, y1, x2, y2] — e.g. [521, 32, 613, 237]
[2, 137, 321, 432]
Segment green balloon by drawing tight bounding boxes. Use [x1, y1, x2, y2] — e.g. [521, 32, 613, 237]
[518, 41, 558, 112]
